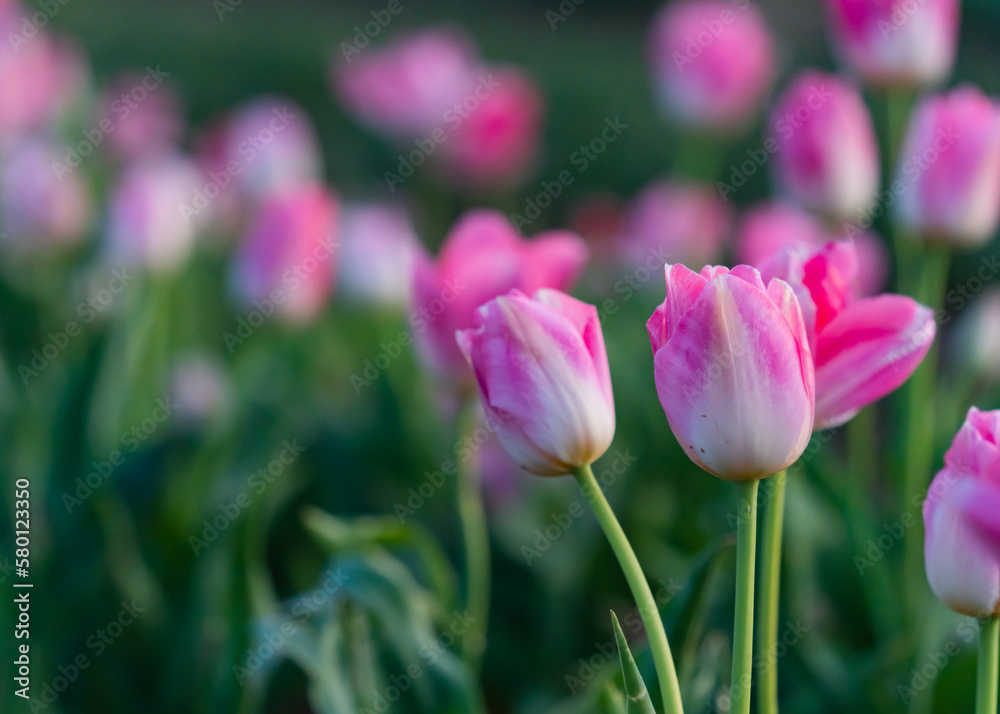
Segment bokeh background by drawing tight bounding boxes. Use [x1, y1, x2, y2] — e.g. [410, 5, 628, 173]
[2, 1, 1000, 713]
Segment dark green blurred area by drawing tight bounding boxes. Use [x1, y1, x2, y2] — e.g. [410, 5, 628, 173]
[0, 1, 996, 713]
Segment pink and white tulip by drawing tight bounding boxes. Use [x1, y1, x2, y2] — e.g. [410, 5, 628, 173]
[98, 71, 184, 161]
[413, 210, 587, 374]
[338, 203, 419, 308]
[106, 156, 203, 272]
[824, 0, 959, 88]
[231, 183, 339, 323]
[924, 407, 1000, 617]
[616, 181, 731, 269]
[760, 241, 935, 429]
[647, 264, 814, 480]
[457, 289, 615, 476]
[894, 87, 1000, 248]
[648, 0, 776, 132]
[770, 72, 880, 220]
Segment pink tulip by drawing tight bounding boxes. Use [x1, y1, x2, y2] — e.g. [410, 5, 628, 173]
[338, 203, 419, 307]
[924, 407, 1000, 617]
[616, 181, 731, 269]
[232, 183, 339, 323]
[98, 71, 184, 161]
[760, 241, 935, 429]
[824, 0, 959, 88]
[894, 87, 1000, 248]
[648, 0, 776, 132]
[950, 288, 1000, 385]
[647, 264, 814, 480]
[457, 289, 615, 476]
[413, 210, 587, 375]
[106, 156, 203, 271]
[332, 27, 480, 138]
[770, 72, 880, 220]
[738, 202, 888, 295]
[435, 68, 544, 189]
[0, 136, 91, 250]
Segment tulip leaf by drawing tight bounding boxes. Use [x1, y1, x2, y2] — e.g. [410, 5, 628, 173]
[611, 610, 658, 714]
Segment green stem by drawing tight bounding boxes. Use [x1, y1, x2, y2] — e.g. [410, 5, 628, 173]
[977, 616, 999, 714]
[757, 472, 785, 714]
[572, 464, 684, 714]
[456, 404, 491, 674]
[732, 479, 760, 714]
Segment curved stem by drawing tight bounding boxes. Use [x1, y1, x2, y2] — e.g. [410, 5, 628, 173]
[757, 472, 785, 714]
[732, 479, 760, 714]
[977, 616, 999, 714]
[456, 404, 491, 675]
[572, 464, 684, 714]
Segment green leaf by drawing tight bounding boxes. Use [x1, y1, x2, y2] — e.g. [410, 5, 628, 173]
[611, 611, 657, 714]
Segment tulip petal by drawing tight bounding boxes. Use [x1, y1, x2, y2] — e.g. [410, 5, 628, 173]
[646, 263, 708, 353]
[813, 294, 935, 429]
[522, 231, 588, 294]
[945, 406, 1000, 478]
[653, 273, 813, 479]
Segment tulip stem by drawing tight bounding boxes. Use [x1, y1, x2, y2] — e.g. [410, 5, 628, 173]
[456, 403, 491, 675]
[572, 463, 684, 714]
[757, 471, 785, 714]
[977, 616, 999, 714]
[732, 479, 760, 714]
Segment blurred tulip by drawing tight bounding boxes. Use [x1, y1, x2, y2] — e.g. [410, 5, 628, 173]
[457, 289, 615, 476]
[648, 0, 776, 132]
[950, 288, 1000, 385]
[98, 70, 184, 161]
[106, 155, 203, 272]
[0, 136, 91, 250]
[616, 180, 731, 269]
[333, 27, 480, 138]
[413, 210, 587, 374]
[738, 202, 889, 295]
[760, 241, 935, 429]
[435, 67, 544, 189]
[647, 264, 814, 480]
[338, 203, 419, 307]
[894, 87, 1000, 248]
[770, 72, 880, 220]
[824, 0, 959, 88]
[924, 407, 1000, 617]
[169, 352, 232, 427]
[231, 183, 339, 323]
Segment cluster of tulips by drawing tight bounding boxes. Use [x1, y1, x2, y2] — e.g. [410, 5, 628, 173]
[4, 0, 1000, 711]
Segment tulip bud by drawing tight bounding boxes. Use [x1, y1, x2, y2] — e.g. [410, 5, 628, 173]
[824, 0, 959, 89]
[231, 183, 339, 323]
[893, 87, 1000, 248]
[338, 203, 419, 308]
[924, 407, 1000, 617]
[759, 241, 935, 429]
[770, 72, 880, 220]
[648, 0, 776, 133]
[457, 289, 615, 476]
[412, 210, 587, 374]
[98, 71, 183, 161]
[647, 264, 814, 480]
[950, 288, 1000, 385]
[617, 180, 731, 269]
[106, 155, 203, 272]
